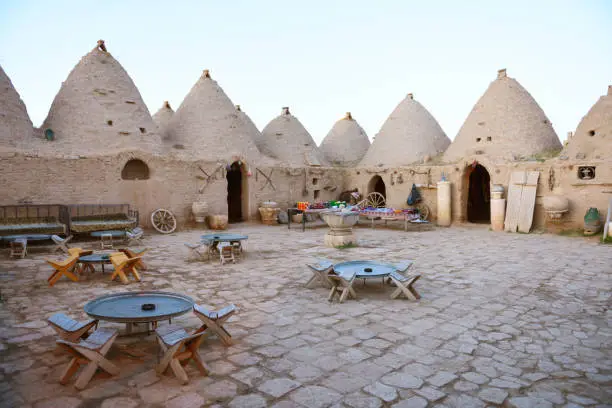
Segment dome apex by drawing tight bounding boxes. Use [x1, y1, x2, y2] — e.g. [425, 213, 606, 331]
[443, 70, 561, 162]
[257, 108, 327, 167]
[320, 112, 370, 167]
[41, 44, 161, 156]
[360, 94, 450, 167]
[166, 70, 264, 163]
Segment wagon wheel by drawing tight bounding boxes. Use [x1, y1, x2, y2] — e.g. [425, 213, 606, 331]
[416, 203, 430, 220]
[151, 209, 177, 234]
[366, 192, 386, 208]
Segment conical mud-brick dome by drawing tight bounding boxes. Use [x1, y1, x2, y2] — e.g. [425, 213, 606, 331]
[259, 107, 328, 167]
[152, 101, 174, 140]
[320, 112, 370, 167]
[562, 85, 612, 161]
[444, 69, 561, 162]
[41, 41, 161, 156]
[0, 65, 33, 150]
[360, 93, 450, 167]
[166, 70, 263, 162]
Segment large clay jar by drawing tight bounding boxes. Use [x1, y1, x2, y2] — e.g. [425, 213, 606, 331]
[259, 207, 280, 225]
[192, 201, 208, 223]
[208, 214, 228, 230]
[542, 196, 569, 223]
[260, 201, 278, 209]
[583, 208, 601, 236]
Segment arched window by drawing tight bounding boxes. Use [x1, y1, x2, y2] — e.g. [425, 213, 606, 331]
[121, 159, 150, 180]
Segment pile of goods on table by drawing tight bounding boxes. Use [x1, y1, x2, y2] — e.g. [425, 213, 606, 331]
[296, 201, 348, 210]
[359, 207, 421, 221]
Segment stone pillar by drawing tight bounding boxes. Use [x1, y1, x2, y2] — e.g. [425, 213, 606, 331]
[490, 186, 506, 232]
[437, 181, 451, 226]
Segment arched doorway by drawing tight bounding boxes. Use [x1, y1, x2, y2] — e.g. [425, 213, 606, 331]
[368, 175, 386, 199]
[226, 161, 246, 223]
[466, 163, 491, 223]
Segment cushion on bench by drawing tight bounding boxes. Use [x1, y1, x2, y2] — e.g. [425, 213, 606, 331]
[70, 213, 137, 233]
[0, 217, 66, 236]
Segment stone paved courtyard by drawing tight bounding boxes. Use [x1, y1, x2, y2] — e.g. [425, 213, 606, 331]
[0, 224, 610, 408]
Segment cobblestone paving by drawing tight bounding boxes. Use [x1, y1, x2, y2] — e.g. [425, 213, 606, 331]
[0, 224, 610, 407]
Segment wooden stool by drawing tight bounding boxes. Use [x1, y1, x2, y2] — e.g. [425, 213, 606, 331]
[100, 233, 113, 249]
[218, 242, 235, 265]
[9, 238, 27, 258]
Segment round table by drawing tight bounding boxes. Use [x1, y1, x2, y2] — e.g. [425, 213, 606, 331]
[333, 260, 397, 280]
[90, 230, 127, 237]
[79, 253, 112, 273]
[201, 233, 248, 243]
[201, 233, 248, 254]
[84, 291, 194, 334]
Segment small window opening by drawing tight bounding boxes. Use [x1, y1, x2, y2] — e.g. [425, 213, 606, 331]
[121, 159, 150, 180]
[486, 136, 492, 141]
[312, 178, 318, 185]
[119, 131, 130, 136]
[314, 190, 321, 200]
[476, 137, 481, 142]
[139, 127, 146, 134]
[107, 120, 113, 126]
[125, 101, 136, 104]
[588, 130, 595, 136]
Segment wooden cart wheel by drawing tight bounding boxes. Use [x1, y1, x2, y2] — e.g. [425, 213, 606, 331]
[366, 192, 386, 208]
[151, 209, 177, 234]
[416, 203, 430, 220]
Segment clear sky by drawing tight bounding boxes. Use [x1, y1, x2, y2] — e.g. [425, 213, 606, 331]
[1, 0, 611, 144]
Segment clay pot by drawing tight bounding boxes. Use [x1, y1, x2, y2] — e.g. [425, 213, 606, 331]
[259, 207, 280, 225]
[207, 214, 228, 230]
[260, 201, 278, 209]
[292, 213, 303, 223]
[192, 201, 208, 223]
[542, 196, 569, 212]
[584, 208, 601, 236]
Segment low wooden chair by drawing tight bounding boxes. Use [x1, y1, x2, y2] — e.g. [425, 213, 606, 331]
[51, 235, 73, 254]
[155, 324, 209, 384]
[56, 327, 119, 390]
[119, 248, 148, 270]
[231, 242, 242, 261]
[9, 238, 27, 259]
[47, 255, 80, 286]
[67, 248, 93, 258]
[394, 260, 415, 274]
[109, 253, 142, 284]
[389, 271, 421, 300]
[305, 259, 334, 288]
[126, 227, 144, 245]
[48, 313, 98, 342]
[328, 270, 357, 303]
[185, 242, 209, 261]
[193, 304, 236, 346]
[218, 242, 235, 265]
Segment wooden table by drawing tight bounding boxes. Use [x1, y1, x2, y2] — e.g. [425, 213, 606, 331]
[84, 291, 194, 335]
[287, 208, 329, 232]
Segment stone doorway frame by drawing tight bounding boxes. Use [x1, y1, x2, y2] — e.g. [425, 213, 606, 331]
[367, 175, 387, 199]
[462, 161, 491, 223]
[226, 161, 249, 222]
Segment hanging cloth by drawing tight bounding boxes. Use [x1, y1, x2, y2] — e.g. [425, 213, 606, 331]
[407, 183, 422, 206]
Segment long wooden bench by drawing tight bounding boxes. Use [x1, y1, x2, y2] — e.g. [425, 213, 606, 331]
[0, 205, 69, 236]
[66, 204, 138, 234]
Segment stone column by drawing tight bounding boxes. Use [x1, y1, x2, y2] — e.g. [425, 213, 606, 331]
[490, 185, 506, 231]
[437, 181, 451, 226]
